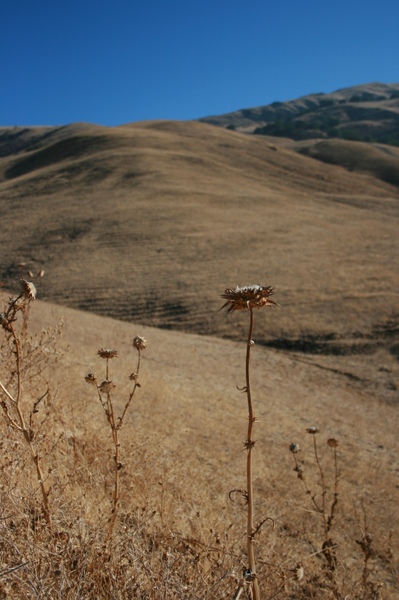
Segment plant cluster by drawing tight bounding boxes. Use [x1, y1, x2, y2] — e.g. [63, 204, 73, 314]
[0, 280, 396, 599]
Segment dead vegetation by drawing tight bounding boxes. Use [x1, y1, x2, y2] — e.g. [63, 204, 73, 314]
[0, 279, 398, 599]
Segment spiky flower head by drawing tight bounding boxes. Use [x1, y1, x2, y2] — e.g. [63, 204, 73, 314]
[306, 426, 319, 435]
[99, 380, 116, 394]
[84, 373, 97, 385]
[220, 285, 276, 314]
[289, 443, 300, 454]
[20, 279, 36, 301]
[133, 336, 147, 351]
[97, 348, 118, 359]
[327, 438, 339, 448]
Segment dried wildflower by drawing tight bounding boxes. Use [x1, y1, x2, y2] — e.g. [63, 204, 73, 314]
[20, 279, 36, 300]
[85, 373, 97, 385]
[327, 438, 339, 448]
[129, 372, 138, 381]
[99, 380, 115, 394]
[306, 426, 319, 434]
[133, 336, 147, 351]
[294, 565, 304, 581]
[220, 285, 276, 314]
[289, 443, 300, 453]
[98, 348, 118, 359]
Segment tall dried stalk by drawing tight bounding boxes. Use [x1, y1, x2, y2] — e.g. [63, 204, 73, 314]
[221, 284, 277, 600]
[85, 336, 147, 537]
[244, 307, 260, 600]
[0, 280, 52, 527]
[290, 431, 340, 577]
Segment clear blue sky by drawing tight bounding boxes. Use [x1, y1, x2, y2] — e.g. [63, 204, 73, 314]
[2, 0, 398, 126]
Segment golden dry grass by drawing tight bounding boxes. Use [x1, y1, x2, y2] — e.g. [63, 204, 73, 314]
[1, 290, 397, 597]
[0, 117, 398, 596]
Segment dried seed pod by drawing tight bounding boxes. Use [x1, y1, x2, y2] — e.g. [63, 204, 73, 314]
[133, 336, 147, 351]
[20, 279, 36, 300]
[220, 284, 277, 313]
[98, 348, 118, 359]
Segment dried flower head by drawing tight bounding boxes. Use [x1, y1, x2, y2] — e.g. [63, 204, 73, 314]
[133, 336, 147, 351]
[129, 372, 138, 381]
[289, 443, 300, 454]
[220, 285, 276, 314]
[20, 279, 36, 301]
[306, 426, 319, 434]
[99, 380, 116, 394]
[327, 438, 339, 448]
[97, 348, 118, 359]
[294, 565, 304, 581]
[85, 373, 97, 385]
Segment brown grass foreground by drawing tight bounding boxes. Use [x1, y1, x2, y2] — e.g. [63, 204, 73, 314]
[0, 284, 398, 599]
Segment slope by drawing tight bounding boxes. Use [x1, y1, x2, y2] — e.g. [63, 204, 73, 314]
[0, 120, 398, 404]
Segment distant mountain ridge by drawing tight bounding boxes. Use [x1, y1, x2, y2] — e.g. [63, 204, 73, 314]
[198, 82, 399, 145]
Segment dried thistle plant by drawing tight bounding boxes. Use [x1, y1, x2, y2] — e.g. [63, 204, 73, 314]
[221, 284, 277, 600]
[85, 336, 147, 536]
[0, 280, 58, 528]
[289, 429, 340, 583]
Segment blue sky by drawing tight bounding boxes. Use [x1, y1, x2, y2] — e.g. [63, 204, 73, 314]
[2, 0, 398, 126]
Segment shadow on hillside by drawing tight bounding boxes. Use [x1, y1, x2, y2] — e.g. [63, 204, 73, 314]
[262, 317, 399, 359]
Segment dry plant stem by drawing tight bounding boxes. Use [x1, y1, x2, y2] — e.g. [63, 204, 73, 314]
[245, 308, 260, 600]
[312, 434, 328, 537]
[327, 445, 339, 533]
[93, 349, 143, 537]
[118, 349, 142, 429]
[1, 318, 52, 528]
[108, 392, 120, 537]
[103, 357, 120, 538]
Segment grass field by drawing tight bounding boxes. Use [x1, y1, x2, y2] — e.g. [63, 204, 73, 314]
[0, 117, 398, 597]
[0, 283, 398, 598]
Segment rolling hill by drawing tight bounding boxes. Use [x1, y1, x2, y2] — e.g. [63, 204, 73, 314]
[198, 82, 399, 143]
[0, 87, 399, 596]
[0, 116, 398, 405]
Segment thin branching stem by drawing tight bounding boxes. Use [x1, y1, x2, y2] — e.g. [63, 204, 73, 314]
[312, 434, 328, 537]
[1, 314, 52, 528]
[245, 307, 260, 600]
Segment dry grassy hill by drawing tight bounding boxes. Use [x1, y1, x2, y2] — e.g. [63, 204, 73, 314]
[0, 118, 398, 406]
[1, 290, 398, 597]
[199, 82, 399, 142]
[0, 107, 399, 595]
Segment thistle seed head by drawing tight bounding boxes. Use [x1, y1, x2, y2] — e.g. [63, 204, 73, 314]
[85, 373, 97, 385]
[327, 438, 339, 448]
[289, 443, 300, 453]
[306, 427, 319, 435]
[20, 279, 36, 301]
[97, 348, 118, 359]
[133, 336, 147, 351]
[220, 285, 276, 313]
[99, 380, 115, 394]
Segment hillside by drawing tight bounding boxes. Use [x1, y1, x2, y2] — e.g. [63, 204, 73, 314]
[198, 82, 399, 143]
[1, 291, 398, 596]
[198, 83, 399, 188]
[0, 118, 398, 406]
